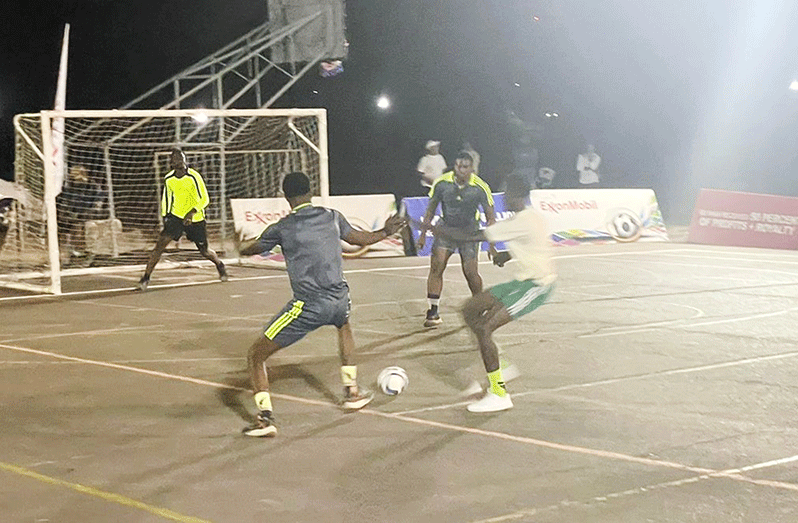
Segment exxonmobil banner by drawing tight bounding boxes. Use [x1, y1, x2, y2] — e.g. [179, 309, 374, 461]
[688, 189, 798, 249]
[230, 194, 404, 258]
[404, 188, 668, 255]
[531, 189, 668, 245]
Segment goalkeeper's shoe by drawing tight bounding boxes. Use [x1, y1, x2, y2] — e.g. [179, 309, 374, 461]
[243, 412, 277, 437]
[135, 276, 149, 291]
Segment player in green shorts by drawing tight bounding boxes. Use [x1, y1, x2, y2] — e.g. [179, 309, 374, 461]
[426, 175, 556, 412]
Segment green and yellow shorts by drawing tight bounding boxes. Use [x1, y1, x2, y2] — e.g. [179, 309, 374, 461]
[489, 279, 554, 319]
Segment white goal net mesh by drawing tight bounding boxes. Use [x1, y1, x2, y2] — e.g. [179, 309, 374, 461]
[4, 108, 327, 294]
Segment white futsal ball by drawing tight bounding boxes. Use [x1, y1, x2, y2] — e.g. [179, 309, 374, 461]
[377, 366, 409, 395]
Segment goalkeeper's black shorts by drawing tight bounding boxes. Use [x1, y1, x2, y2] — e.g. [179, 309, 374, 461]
[162, 214, 208, 247]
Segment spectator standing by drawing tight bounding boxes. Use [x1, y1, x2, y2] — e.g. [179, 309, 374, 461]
[461, 142, 481, 174]
[416, 140, 447, 190]
[576, 144, 601, 186]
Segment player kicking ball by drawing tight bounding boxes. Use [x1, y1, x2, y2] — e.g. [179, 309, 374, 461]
[237, 172, 407, 436]
[426, 175, 556, 412]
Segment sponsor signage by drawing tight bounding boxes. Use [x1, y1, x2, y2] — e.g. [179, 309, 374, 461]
[229, 194, 404, 258]
[688, 189, 798, 249]
[530, 189, 668, 245]
[403, 188, 668, 255]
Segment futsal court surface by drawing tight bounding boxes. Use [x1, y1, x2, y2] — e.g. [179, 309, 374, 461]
[3, 239, 798, 522]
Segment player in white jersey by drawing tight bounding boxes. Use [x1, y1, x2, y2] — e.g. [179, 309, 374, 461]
[426, 175, 556, 413]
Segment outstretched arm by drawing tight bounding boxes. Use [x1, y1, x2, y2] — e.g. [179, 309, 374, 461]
[484, 203, 499, 259]
[343, 214, 407, 246]
[237, 223, 280, 256]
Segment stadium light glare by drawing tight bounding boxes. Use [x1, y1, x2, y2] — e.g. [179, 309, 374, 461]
[376, 95, 391, 110]
[191, 111, 209, 124]
[790, 80, 798, 91]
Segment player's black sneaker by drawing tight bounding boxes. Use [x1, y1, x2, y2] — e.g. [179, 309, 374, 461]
[135, 276, 149, 291]
[424, 308, 442, 328]
[243, 412, 277, 437]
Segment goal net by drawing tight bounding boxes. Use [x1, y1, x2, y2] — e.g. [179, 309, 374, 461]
[4, 108, 328, 294]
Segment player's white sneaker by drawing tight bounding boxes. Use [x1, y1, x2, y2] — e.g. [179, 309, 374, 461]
[467, 391, 513, 413]
[459, 363, 520, 397]
[243, 413, 277, 437]
[342, 387, 374, 410]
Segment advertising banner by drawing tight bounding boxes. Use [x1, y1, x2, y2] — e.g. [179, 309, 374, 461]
[403, 196, 511, 257]
[230, 194, 404, 258]
[530, 189, 669, 245]
[403, 188, 668, 255]
[688, 189, 798, 249]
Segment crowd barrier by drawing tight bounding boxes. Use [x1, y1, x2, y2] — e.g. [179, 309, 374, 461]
[230, 189, 669, 260]
[230, 195, 404, 259]
[404, 188, 669, 256]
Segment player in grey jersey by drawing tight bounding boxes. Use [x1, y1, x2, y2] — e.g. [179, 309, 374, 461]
[237, 171, 407, 437]
[417, 151, 497, 327]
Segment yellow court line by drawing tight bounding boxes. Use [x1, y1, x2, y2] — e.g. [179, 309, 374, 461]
[0, 461, 212, 523]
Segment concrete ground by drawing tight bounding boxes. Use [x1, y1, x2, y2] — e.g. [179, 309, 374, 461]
[2, 239, 798, 522]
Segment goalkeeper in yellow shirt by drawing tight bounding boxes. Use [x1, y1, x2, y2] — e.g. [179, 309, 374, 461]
[136, 148, 227, 291]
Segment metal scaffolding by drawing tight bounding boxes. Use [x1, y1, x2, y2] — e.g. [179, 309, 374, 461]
[122, 6, 338, 111]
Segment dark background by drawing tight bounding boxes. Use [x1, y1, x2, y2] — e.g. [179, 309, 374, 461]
[4, 0, 798, 222]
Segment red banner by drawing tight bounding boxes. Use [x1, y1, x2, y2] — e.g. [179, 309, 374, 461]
[688, 189, 798, 249]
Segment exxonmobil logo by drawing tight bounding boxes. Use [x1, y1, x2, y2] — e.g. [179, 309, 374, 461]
[538, 200, 599, 214]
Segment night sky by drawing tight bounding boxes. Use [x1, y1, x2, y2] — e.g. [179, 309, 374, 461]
[4, 0, 798, 222]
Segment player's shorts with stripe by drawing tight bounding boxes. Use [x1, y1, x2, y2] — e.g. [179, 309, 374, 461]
[431, 235, 479, 260]
[489, 279, 554, 319]
[162, 214, 208, 247]
[263, 294, 351, 348]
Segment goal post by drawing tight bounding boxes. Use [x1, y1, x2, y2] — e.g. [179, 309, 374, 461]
[4, 108, 328, 294]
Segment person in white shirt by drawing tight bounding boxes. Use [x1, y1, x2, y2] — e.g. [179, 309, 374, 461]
[426, 175, 556, 413]
[576, 144, 601, 186]
[461, 142, 480, 174]
[416, 140, 447, 189]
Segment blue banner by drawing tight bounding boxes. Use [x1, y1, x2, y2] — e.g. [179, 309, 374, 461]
[402, 194, 509, 256]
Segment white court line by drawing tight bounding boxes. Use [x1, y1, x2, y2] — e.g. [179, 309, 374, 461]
[3, 340, 798, 499]
[0, 357, 244, 365]
[0, 247, 694, 304]
[472, 455, 798, 523]
[648, 250, 798, 263]
[0, 342, 330, 408]
[631, 259, 798, 279]
[0, 324, 166, 344]
[580, 304, 798, 338]
[396, 347, 798, 415]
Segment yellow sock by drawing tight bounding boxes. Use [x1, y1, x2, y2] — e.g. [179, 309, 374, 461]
[488, 369, 507, 397]
[341, 365, 357, 387]
[254, 391, 272, 413]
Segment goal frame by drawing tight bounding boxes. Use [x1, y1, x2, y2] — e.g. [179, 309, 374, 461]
[7, 108, 329, 295]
